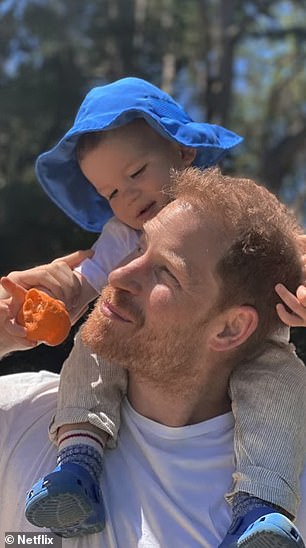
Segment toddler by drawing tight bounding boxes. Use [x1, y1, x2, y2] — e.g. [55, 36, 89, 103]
[3, 77, 306, 547]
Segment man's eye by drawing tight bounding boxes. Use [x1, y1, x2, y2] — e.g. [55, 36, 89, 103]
[131, 165, 146, 179]
[108, 189, 118, 201]
[160, 267, 180, 286]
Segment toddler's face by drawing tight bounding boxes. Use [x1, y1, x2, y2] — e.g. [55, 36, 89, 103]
[79, 121, 195, 229]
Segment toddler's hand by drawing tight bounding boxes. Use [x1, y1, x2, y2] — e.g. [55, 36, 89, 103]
[3, 249, 93, 319]
[275, 233, 306, 327]
[275, 284, 306, 327]
[0, 279, 36, 358]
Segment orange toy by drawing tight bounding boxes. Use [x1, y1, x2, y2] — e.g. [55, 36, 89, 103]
[17, 288, 71, 346]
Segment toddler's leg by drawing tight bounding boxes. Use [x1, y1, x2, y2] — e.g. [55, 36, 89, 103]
[220, 332, 306, 547]
[25, 328, 127, 537]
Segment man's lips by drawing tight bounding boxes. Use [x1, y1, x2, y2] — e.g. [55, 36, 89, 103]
[100, 300, 134, 323]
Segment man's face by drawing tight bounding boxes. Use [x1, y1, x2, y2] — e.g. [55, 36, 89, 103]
[79, 120, 194, 230]
[82, 201, 223, 389]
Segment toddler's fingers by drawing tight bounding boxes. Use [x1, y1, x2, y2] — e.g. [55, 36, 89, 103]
[52, 249, 93, 269]
[4, 267, 78, 312]
[0, 301, 9, 320]
[275, 303, 303, 327]
[5, 317, 29, 338]
[275, 284, 301, 313]
[1, 277, 26, 310]
[45, 261, 82, 307]
[6, 268, 67, 302]
[0, 283, 9, 299]
[4, 320, 37, 350]
[296, 285, 306, 307]
[275, 283, 306, 327]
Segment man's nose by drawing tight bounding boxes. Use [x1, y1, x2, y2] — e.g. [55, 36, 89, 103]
[108, 257, 144, 295]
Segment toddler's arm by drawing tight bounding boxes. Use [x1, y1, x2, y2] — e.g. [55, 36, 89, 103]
[4, 218, 140, 329]
[74, 216, 140, 294]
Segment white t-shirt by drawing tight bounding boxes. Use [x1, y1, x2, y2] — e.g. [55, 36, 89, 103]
[0, 371, 305, 547]
[75, 217, 140, 293]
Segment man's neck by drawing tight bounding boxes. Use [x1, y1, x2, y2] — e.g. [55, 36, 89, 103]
[127, 367, 232, 427]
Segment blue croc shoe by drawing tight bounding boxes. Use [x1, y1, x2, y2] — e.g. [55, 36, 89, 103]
[238, 513, 305, 548]
[25, 462, 105, 535]
[219, 507, 295, 547]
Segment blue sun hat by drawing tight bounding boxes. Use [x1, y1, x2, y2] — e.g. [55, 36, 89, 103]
[36, 77, 243, 232]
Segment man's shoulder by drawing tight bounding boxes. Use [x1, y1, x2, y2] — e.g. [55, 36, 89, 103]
[0, 370, 59, 407]
[0, 371, 59, 458]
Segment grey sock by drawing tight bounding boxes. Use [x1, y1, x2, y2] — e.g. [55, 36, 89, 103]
[57, 443, 104, 483]
[232, 492, 293, 521]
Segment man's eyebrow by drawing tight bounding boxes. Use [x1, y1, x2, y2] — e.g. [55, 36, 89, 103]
[163, 250, 189, 277]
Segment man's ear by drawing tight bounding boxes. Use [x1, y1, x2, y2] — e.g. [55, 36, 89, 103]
[179, 146, 197, 167]
[208, 306, 258, 352]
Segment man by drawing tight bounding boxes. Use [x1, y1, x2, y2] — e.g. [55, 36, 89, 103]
[0, 167, 305, 548]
